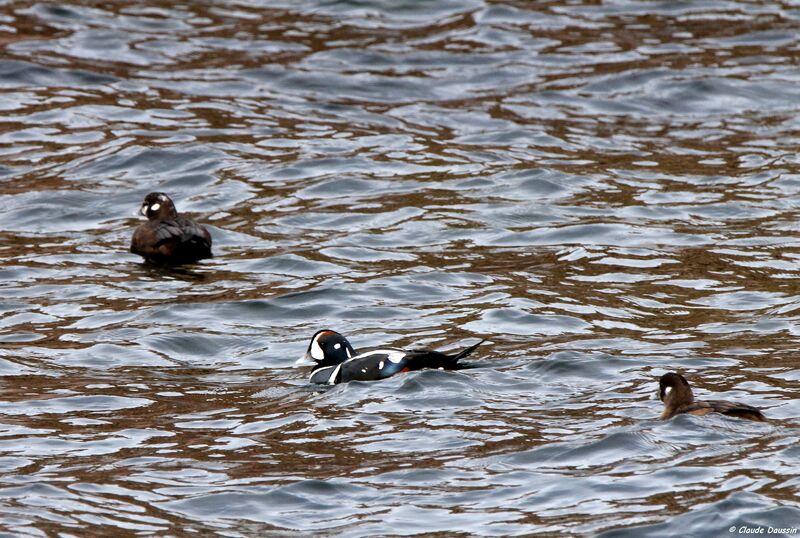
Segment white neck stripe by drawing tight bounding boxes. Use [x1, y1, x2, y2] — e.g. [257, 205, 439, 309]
[327, 364, 342, 384]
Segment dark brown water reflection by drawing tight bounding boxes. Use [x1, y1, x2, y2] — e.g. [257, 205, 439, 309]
[1, 0, 799, 535]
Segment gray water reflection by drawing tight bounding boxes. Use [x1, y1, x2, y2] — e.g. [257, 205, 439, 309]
[1, 0, 799, 535]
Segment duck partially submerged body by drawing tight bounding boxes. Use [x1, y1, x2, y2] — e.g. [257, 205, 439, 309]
[131, 192, 212, 265]
[299, 329, 484, 385]
[658, 372, 766, 422]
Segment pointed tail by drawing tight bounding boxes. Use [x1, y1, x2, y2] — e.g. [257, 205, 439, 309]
[404, 339, 486, 371]
[451, 339, 485, 362]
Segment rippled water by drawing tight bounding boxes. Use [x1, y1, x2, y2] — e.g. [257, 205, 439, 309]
[1, 0, 799, 535]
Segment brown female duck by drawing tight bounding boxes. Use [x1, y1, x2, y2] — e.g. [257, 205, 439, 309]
[658, 372, 766, 422]
[131, 192, 212, 265]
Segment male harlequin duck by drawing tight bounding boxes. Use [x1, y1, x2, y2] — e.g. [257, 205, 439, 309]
[297, 329, 484, 385]
[130, 192, 212, 265]
[658, 372, 766, 422]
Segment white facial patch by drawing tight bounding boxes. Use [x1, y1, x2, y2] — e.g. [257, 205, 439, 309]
[159, 194, 168, 202]
[334, 343, 341, 350]
[149, 203, 161, 212]
[141, 205, 148, 216]
[378, 361, 385, 370]
[664, 386, 672, 397]
[310, 338, 324, 361]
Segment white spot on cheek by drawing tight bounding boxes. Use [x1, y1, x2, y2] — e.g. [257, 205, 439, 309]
[378, 361, 384, 370]
[361, 368, 367, 373]
[334, 343, 341, 350]
[664, 386, 672, 397]
[150, 203, 161, 212]
[310, 339, 324, 361]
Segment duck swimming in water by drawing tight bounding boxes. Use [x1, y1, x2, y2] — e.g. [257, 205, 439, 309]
[130, 192, 212, 265]
[658, 372, 766, 422]
[298, 329, 484, 385]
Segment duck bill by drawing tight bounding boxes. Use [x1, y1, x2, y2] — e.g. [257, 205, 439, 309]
[295, 352, 316, 367]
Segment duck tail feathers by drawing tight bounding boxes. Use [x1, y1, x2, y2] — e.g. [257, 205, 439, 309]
[452, 339, 485, 362]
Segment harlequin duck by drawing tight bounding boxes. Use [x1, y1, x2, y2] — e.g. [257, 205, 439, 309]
[658, 372, 766, 422]
[297, 329, 484, 385]
[130, 192, 212, 265]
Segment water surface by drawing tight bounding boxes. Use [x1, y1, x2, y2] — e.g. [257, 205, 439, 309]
[1, 1, 799, 536]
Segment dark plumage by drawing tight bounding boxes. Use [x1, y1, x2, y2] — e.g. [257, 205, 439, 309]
[658, 372, 767, 422]
[130, 192, 212, 265]
[298, 329, 484, 385]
